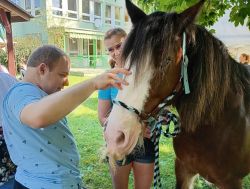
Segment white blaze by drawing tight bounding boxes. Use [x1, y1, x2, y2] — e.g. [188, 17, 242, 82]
[105, 54, 154, 159]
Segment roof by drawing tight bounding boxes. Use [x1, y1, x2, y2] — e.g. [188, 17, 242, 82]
[0, 0, 33, 22]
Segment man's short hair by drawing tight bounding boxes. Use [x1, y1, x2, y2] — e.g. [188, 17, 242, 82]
[27, 45, 68, 70]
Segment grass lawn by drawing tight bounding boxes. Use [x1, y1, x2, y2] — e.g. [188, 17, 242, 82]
[67, 73, 250, 189]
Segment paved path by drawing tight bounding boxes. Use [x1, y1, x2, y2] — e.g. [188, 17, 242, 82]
[70, 68, 106, 77]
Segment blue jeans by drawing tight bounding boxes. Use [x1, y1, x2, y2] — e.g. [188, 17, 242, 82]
[0, 178, 14, 189]
[13, 180, 27, 189]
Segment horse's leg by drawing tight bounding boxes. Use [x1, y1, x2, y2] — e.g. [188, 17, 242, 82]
[175, 158, 197, 189]
[218, 179, 242, 189]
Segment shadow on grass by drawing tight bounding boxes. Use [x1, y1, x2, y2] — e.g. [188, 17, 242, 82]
[79, 97, 98, 112]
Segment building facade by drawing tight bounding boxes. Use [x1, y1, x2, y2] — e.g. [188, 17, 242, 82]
[11, 0, 131, 68]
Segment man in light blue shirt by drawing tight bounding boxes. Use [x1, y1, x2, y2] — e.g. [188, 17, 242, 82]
[2, 45, 130, 189]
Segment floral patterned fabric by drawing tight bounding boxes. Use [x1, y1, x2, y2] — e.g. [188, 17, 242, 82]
[0, 129, 16, 186]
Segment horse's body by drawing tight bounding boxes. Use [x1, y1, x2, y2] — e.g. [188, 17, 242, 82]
[174, 97, 250, 188]
[104, 0, 250, 188]
[172, 28, 250, 188]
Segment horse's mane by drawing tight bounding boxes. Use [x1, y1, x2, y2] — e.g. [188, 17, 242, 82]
[176, 25, 250, 131]
[121, 11, 250, 131]
[121, 12, 180, 83]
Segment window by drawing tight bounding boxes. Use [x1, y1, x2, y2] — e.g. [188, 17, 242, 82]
[105, 5, 111, 24]
[34, 0, 41, 16]
[82, 0, 90, 21]
[82, 39, 88, 55]
[94, 1, 101, 24]
[52, 0, 63, 16]
[94, 1, 101, 17]
[67, 0, 78, 19]
[34, 0, 40, 8]
[97, 40, 102, 55]
[25, 0, 31, 9]
[125, 10, 129, 23]
[25, 0, 31, 14]
[69, 38, 78, 55]
[10, 0, 20, 5]
[24, 0, 41, 16]
[115, 7, 121, 25]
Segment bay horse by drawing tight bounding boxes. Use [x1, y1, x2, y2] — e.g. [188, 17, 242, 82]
[104, 0, 250, 188]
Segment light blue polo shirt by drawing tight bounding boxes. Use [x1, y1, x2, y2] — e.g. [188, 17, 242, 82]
[2, 83, 82, 189]
[98, 87, 118, 101]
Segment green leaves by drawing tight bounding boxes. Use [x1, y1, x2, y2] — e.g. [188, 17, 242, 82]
[136, 0, 250, 29]
[229, 1, 250, 29]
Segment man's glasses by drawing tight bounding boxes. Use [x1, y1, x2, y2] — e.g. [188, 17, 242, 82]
[107, 42, 122, 53]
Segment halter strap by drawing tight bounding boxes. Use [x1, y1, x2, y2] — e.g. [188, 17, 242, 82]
[112, 99, 140, 116]
[112, 79, 182, 122]
[181, 32, 190, 94]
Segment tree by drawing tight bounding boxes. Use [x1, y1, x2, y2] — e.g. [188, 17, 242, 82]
[48, 26, 65, 50]
[14, 35, 42, 72]
[137, 0, 250, 30]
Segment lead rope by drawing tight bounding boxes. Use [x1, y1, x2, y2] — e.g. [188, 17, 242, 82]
[148, 108, 180, 189]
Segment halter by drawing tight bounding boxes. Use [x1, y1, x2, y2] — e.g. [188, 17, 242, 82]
[112, 88, 181, 189]
[111, 32, 189, 189]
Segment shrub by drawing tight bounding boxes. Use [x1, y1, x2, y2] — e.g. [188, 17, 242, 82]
[0, 48, 8, 67]
[14, 35, 42, 73]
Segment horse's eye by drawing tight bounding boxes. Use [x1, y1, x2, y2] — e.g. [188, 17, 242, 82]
[165, 57, 172, 64]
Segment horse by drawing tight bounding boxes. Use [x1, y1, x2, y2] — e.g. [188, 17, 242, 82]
[104, 0, 250, 188]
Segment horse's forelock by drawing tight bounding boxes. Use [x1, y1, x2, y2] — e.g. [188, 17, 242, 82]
[122, 12, 180, 84]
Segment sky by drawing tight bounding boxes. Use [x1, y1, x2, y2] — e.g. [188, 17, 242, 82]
[210, 10, 250, 58]
[211, 10, 250, 46]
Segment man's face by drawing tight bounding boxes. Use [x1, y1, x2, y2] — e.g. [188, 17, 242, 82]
[40, 56, 70, 94]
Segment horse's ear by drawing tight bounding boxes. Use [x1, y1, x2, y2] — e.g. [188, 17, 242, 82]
[177, 0, 205, 32]
[126, 0, 146, 25]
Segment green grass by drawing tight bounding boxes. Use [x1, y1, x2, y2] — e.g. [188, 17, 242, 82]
[67, 73, 250, 189]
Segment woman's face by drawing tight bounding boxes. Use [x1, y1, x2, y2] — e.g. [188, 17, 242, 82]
[104, 35, 126, 67]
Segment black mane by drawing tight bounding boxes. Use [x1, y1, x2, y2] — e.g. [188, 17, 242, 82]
[176, 25, 250, 130]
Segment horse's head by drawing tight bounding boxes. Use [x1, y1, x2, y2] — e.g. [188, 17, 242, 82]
[104, 0, 205, 161]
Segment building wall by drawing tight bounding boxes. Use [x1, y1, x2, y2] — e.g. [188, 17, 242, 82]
[11, 0, 48, 44]
[11, 0, 131, 68]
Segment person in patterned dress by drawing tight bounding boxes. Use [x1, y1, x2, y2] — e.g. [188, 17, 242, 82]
[0, 71, 17, 189]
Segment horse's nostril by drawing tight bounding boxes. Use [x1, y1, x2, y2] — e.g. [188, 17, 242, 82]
[116, 131, 125, 145]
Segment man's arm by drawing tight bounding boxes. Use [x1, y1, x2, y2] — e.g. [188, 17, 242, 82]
[21, 68, 130, 128]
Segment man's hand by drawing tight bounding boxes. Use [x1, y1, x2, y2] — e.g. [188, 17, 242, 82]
[93, 68, 131, 90]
